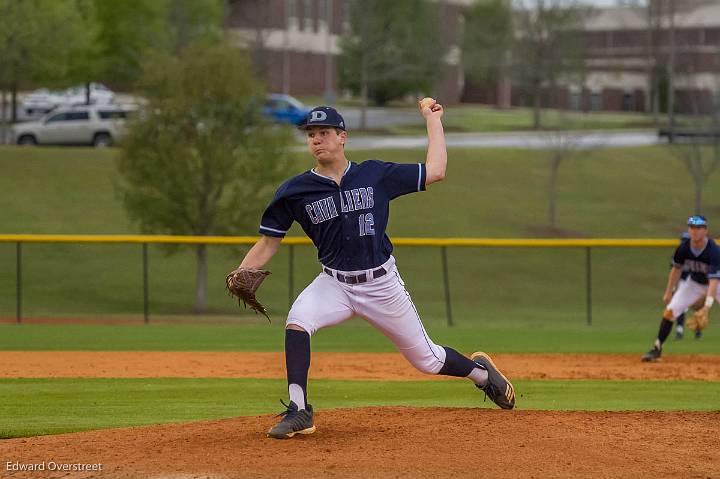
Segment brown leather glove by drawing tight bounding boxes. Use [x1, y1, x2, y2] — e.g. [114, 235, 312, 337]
[686, 307, 709, 332]
[226, 267, 271, 321]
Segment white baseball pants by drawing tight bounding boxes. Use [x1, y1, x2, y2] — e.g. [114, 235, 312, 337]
[286, 256, 447, 374]
[667, 277, 720, 318]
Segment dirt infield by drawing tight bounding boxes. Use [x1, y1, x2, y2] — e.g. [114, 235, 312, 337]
[2, 351, 720, 381]
[1, 408, 719, 478]
[2, 352, 719, 478]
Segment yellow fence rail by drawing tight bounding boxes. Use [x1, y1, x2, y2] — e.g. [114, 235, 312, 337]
[0, 234, 678, 248]
[0, 234, 680, 326]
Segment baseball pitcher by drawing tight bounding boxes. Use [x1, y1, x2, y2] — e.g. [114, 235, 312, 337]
[226, 99, 515, 439]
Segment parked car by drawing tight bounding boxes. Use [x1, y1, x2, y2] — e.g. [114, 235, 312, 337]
[262, 94, 310, 126]
[20, 83, 115, 121]
[12, 104, 137, 147]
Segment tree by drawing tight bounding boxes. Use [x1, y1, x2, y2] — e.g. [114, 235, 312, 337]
[92, 0, 166, 88]
[463, 0, 591, 128]
[542, 129, 589, 228]
[338, 0, 446, 127]
[673, 137, 720, 214]
[463, 0, 590, 129]
[645, 0, 663, 120]
[660, 1, 720, 214]
[165, 0, 224, 54]
[116, 42, 295, 313]
[92, 0, 224, 89]
[668, 74, 720, 214]
[462, 0, 514, 108]
[226, 0, 278, 84]
[64, 1, 102, 105]
[514, 0, 591, 129]
[0, 0, 96, 124]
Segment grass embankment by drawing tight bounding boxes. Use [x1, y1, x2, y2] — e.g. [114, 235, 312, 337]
[1, 145, 719, 323]
[391, 105, 657, 134]
[295, 97, 658, 134]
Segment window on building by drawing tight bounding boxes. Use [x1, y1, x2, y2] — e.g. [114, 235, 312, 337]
[677, 30, 700, 47]
[584, 32, 605, 50]
[622, 92, 634, 112]
[590, 92, 602, 112]
[705, 28, 720, 45]
[319, 0, 328, 22]
[569, 91, 581, 111]
[614, 31, 642, 49]
[288, 0, 297, 19]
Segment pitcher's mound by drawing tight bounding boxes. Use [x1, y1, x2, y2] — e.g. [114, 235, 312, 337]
[2, 407, 719, 478]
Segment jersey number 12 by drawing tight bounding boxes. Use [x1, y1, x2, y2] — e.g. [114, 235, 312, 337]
[359, 213, 375, 236]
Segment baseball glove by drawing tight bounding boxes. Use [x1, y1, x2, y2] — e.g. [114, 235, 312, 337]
[226, 267, 271, 321]
[686, 307, 709, 332]
[689, 297, 705, 311]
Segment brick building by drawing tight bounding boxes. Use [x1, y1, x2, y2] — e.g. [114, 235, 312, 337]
[228, 0, 720, 113]
[577, 0, 720, 114]
[227, 0, 470, 103]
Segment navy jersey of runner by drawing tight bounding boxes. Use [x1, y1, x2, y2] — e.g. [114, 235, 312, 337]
[672, 237, 720, 285]
[673, 237, 691, 280]
[259, 160, 426, 270]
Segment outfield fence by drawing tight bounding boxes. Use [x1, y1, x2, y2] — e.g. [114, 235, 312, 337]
[0, 234, 679, 326]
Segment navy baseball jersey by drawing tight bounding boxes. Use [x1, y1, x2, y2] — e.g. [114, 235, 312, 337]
[675, 236, 691, 280]
[259, 160, 426, 270]
[672, 238, 720, 285]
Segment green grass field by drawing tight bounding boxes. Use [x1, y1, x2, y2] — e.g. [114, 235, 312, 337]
[1, 144, 719, 439]
[391, 106, 657, 134]
[2, 321, 719, 354]
[2, 378, 719, 438]
[294, 98, 658, 134]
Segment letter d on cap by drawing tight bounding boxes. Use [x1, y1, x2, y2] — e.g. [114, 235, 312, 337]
[311, 111, 328, 122]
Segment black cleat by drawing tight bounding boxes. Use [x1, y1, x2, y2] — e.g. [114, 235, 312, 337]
[695, 330, 703, 340]
[267, 400, 315, 439]
[675, 328, 684, 340]
[471, 351, 515, 410]
[641, 347, 662, 362]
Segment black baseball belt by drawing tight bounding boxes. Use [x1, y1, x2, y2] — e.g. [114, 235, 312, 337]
[324, 266, 387, 285]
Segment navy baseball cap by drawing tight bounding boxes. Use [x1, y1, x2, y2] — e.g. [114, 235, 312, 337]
[688, 215, 708, 227]
[298, 106, 346, 131]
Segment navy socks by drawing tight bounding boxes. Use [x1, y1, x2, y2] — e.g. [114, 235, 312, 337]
[657, 318, 674, 346]
[438, 346, 477, 378]
[285, 329, 311, 407]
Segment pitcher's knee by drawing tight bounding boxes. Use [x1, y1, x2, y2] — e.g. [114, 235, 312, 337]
[286, 320, 315, 336]
[406, 353, 445, 375]
[663, 308, 675, 320]
[286, 324, 307, 333]
[414, 362, 437, 375]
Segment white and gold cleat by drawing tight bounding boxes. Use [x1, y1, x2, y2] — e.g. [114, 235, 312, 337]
[471, 351, 516, 410]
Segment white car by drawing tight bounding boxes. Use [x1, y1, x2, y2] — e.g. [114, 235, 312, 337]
[20, 83, 115, 120]
[12, 104, 137, 147]
[60, 83, 115, 105]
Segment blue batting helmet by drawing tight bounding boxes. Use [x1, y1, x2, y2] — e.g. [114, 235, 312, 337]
[687, 215, 708, 227]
